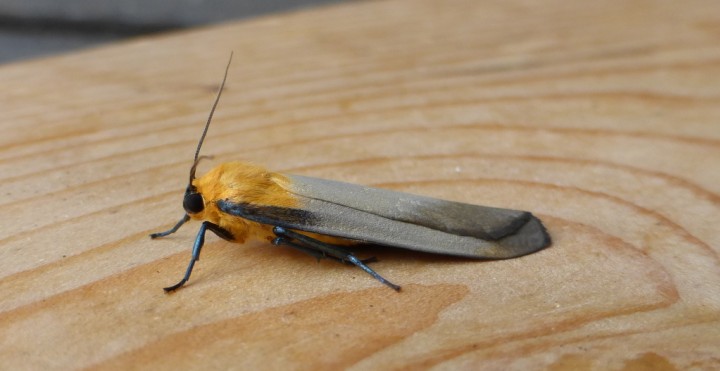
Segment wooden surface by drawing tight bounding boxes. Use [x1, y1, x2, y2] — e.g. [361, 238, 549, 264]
[1, 0, 719, 369]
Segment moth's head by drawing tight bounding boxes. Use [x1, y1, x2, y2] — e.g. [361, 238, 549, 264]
[183, 156, 207, 215]
[183, 185, 205, 215]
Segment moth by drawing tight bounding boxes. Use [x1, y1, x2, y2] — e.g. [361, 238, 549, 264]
[151, 55, 551, 292]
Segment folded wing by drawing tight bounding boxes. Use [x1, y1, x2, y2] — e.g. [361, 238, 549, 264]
[217, 174, 551, 259]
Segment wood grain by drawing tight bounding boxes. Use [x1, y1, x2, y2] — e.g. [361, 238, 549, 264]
[1, 0, 719, 369]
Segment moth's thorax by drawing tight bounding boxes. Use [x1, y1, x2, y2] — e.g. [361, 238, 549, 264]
[187, 161, 298, 243]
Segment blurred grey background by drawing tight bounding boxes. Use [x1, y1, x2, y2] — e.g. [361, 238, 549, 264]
[0, 0, 349, 64]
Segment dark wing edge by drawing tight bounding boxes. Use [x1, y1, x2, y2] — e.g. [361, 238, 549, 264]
[493, 212, 551, 258]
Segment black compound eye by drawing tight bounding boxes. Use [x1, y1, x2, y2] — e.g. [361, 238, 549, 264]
[183, 192, 205, 214]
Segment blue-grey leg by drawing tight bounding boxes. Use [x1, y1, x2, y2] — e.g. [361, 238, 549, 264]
[150, 214, 190, 239]
[164, 221, 233, 292]
[273, 236, 378, 265]
[273, 226, 401, 291]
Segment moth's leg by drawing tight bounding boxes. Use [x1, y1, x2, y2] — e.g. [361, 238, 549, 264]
[205, 222, 234, 243]
[273, 236, 377, 265]
[273, 236, 343, 263]
[164, 221, 232, 292]
[273, 227, 401, 292]
[150, 214, 190, 239]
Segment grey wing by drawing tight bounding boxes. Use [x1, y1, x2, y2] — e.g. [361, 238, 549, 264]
[218, 175, 551, 259]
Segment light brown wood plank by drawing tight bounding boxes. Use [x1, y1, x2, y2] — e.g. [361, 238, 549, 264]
[1, 0, 719, 369]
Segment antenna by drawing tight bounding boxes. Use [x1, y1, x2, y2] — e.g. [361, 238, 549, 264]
[188, 52, 233, 185]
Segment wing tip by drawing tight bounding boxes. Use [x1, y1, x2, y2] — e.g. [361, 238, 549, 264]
[532, 213, 552, 248]
[494, 213, 552, 258]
